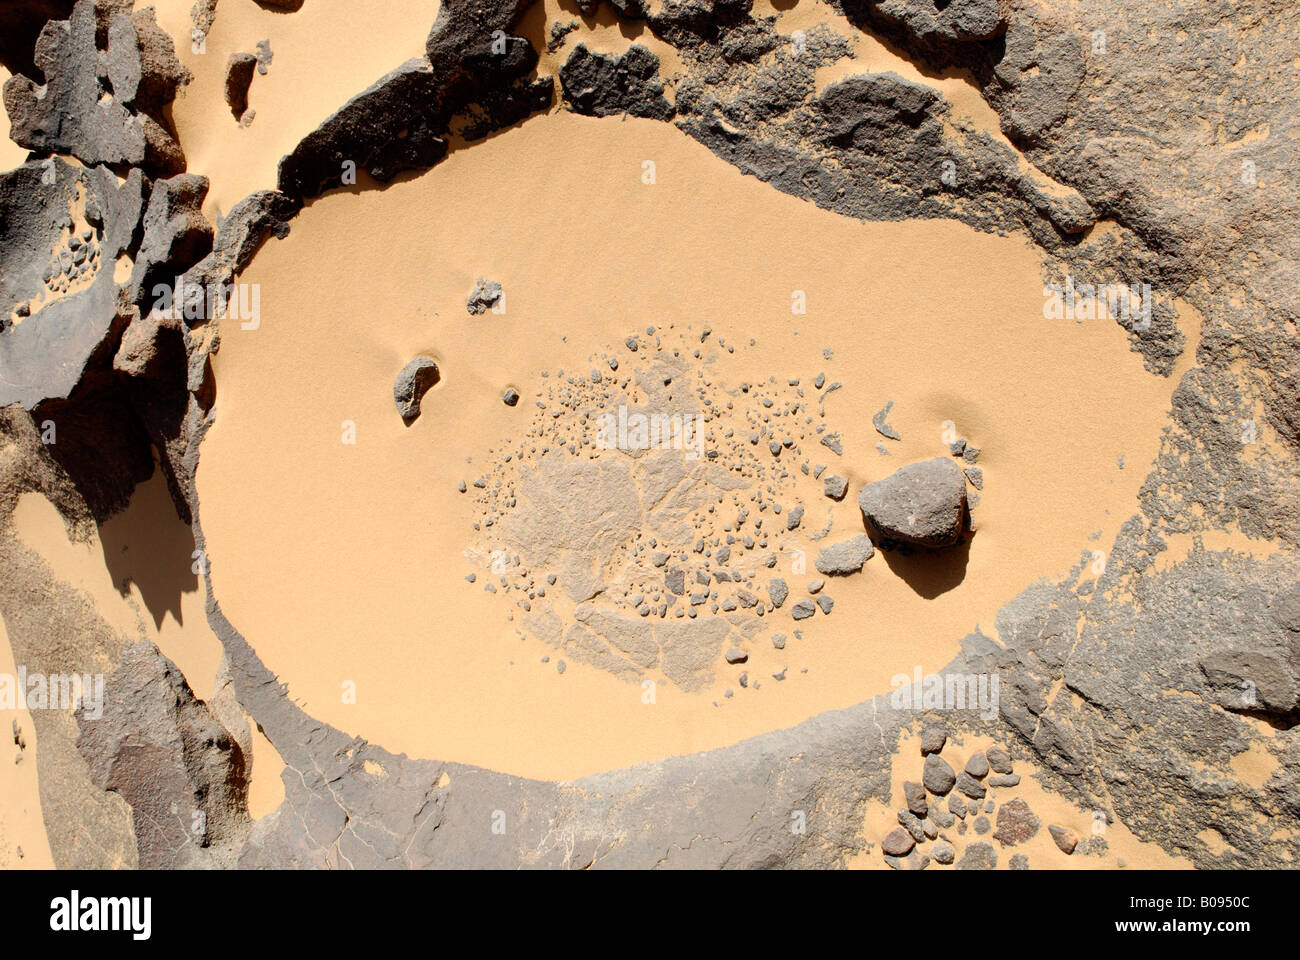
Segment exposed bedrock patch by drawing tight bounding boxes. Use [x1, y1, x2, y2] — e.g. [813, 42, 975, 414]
[2, 0, 191, 175]
[77, 641, 252, 869]
[560, 44, 675, 120]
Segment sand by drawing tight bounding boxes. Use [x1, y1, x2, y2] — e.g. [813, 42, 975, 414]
[196, 105, 1199, 781]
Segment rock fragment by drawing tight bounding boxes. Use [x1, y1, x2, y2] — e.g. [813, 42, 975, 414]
[1049, 825, 1079, 855]
[814, 534, 874, 575]
[393, 357, 440, 422]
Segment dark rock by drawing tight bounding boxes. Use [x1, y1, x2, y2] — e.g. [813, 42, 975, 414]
[724, 647, 747, 664]
[932, 841, 955, 865]
[903, 780, 927, 817]
[988, 773, 1020, 788]
[923, 754, 956, 795]
[4, 1, 189, 175]
[965, 752, 989, 778]
[393, 357, 440, 422]
[920, 724, 947, 755]
[225, 52, 257, 119]
[858, 458, 967, 548]
[986, 745, 1012, 774]
[823, 474, 848, 500]
[560, 44, 674, 121]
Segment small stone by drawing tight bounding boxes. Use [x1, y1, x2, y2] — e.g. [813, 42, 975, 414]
[771, 632, 786, 650]
[923, 754, 956, 795]
[767, 578, 789, 608]
[988, 773, 1020, 788]
[903, 781, 928, 817]
[815, 594, 834, 615]
[922, 818, 938, 840]
[921, 725, 947, 756]
[932, 841, 955, 865]
[973, 815, 990, 834]
[1048, 825, 1079, 855]
[881, 827, 915, 857]
[956, 772, 986, 799]
[857, 457, 967, 548]
[786, 505, 804, 531]
[393, 357, 440, 422]
[466, 277, 503, 315]
[823, 475, 848, 500]
[806, 578, 824, 594]
[931, 809, 954, 829]
[502, 388, 520, 406]
[724, 647, 748, 664]
[1009, 854, 1029, 870]
[965, 752, 989, 778]
[791, 599, 816, 620]
[986, 745, 1013, 774]
[948, 794, 967, 818]
[556, 660, 566, 674]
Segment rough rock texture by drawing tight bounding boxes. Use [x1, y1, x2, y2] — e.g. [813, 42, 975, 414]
[3, 0, 190, 175]
[813, 533, 874, 575]
[858, 458, 968, 548]
[393, 357, 441, 423]
[560, 44, 674, 120]
[225, 52, 257, 119]
[77, 642, 251, 868]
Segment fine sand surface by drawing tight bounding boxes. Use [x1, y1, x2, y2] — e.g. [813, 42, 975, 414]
[197, 108, 1199, 781]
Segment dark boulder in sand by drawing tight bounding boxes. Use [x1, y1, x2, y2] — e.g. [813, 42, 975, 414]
[858, 457, 967, 548]
[394, 357, 440, 423]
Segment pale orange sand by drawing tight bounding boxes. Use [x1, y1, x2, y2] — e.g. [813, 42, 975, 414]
[197, 109, 1198, 781]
